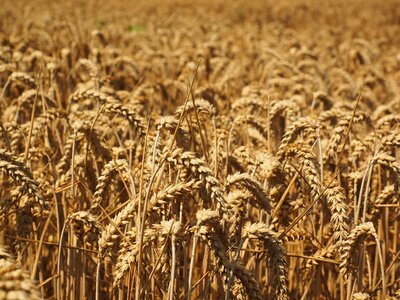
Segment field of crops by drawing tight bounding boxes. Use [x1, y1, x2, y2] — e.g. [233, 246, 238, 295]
[0, 0, 399, 299]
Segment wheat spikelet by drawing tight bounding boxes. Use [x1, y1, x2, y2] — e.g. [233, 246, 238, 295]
[9, 71, 37, 89]
[372, 153, 400, 175]
[329, 68, 355, 90]
[0, 150, 47, 212]
[276, 117, 318, 159]
[375, 114, 400, 130]
[285, 142, 321, 201]
[92, 159, 131, 210]
[241, 83, 268, 97]
[76, 58, 99, 81]
[230, 146, 257, 170]
[325, 113, 367, 162]
[210, 128, 228, 170]
[66, 211, 102, 242]
[191, 209, 262, 299]
[166, 148, 227, 212]
[97, 199, 138, 258]
[226, 172, 272, 212]
[3, 122, 23, 154]
[269, 98, 300, 124]
[381, 132, 400, 148]
[280, 226, 312, 242]
[318, 107, 346, 124]
[70, 89, 118, 105]
[352, 292, 370, 300]
[155, 116, 192, 148]
[305, 245, 336, 268]
[113, 220, 181, 287]
[226, 190, 253, 236]
[371, 185, 396, 216]
[17, 89, 56, 112]
[231, 115, 269, 141]
[323, 179, 349, 249]
[198, 229, 261, 299]
[54, 154, 96, 195]
[351, 138, 371, 161]
[0, 63, 16, 74]
[15, 89, 39, 111]
[174, 97, 216, 117]
[56, 131, 85, 173]
[112, 227, 152, 286]
[232, 95, 266, 112]
[0, 246, 41, 300]
[103, 101, 145, 136]
[79, 122, 113, 159]
[147, 179, 201, 213]
[110, 56, 139, 74]
[340, 222, 379, 276]
[244, 222, 288, 300]
[57, 121, 111, 173]
[207, 232, 262, 300]
[98, 180, 197, 257]
[27, 109, 65, 144]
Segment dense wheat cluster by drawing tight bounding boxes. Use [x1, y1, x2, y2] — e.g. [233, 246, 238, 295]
[0, 0, 399, 299]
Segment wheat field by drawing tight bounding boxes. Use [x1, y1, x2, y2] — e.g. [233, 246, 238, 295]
[0, 0, 399, 299]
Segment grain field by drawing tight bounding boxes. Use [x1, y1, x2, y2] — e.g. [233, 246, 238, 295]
[0, 0, 399, 299]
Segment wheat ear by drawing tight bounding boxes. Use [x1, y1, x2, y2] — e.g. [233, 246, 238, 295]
[0, 150, 47, 212]
[244, 222, 288, 300]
